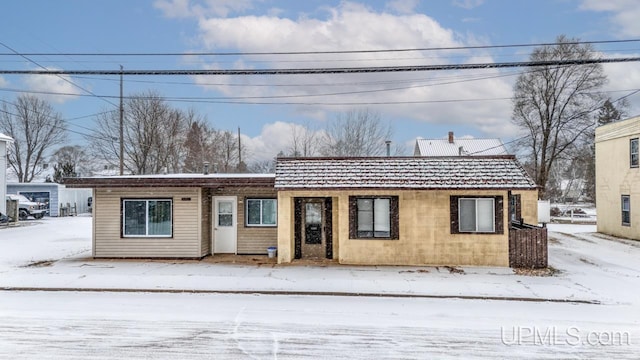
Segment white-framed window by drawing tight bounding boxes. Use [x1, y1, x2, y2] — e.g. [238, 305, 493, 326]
[631, 138, 639, 168]
[246, 199, 277, 226]
[122, 199, 172, 237]
[622, 195, 631, 226]
[459, 198, 495, 233]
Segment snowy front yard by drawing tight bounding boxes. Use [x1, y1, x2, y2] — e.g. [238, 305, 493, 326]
[1, 217, 639, 359]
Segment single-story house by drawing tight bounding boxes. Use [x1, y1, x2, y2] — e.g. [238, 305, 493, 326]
[596, 115, 640, 240]
[65, 174, 277, 258]
[65, 156, 540, 267]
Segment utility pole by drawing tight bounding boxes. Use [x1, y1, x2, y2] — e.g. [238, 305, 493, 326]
[119, 65, 124, 175]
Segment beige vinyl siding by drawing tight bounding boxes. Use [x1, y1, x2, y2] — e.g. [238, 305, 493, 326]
[216, 186, 278, 254]
[94, 187, 202, 258]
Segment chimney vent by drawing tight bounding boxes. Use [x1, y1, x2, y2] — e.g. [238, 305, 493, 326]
[385, 140, 392, 157]
[448, 131, 454, 144]
[203, 161, 210, 175]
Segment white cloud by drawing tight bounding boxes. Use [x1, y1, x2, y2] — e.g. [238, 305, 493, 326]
[601, 53, 640, 115]
[580, 0, 640, 36]
[242, 121, 326, 162]
[23, 69, 80, 104]
[452, 0, 484, 10]
[385, 0, 419, 14]
[185, 2, 518, 139]
[154, 0, 255, 18]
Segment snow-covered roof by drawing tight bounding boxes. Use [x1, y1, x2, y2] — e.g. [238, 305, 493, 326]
[64, 173, 275, 188]
[275, 156, 537, 190]
[415, 138, 508, 156]
[0, 133, 13, 143]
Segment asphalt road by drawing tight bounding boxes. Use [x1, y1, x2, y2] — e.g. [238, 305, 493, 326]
[0, 290, 637, 359]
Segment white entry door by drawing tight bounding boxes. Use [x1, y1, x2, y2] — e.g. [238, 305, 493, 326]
[213, 196, 237, 254]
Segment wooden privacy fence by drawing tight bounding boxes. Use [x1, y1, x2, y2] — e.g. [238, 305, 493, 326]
[509, 221, 548, 268]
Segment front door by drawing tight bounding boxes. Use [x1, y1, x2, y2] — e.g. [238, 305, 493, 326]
[213, 196, 237, 254]
[302, 201, 324, 258]
[295, 198, 333, 260]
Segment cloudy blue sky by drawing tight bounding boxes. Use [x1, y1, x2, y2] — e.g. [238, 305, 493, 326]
[1, 0, 639, 162]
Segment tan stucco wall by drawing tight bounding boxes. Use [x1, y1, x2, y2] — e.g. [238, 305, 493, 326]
[596, 117, 640, 240]
[277, 188, 537, 266]
[511, 189, 539, 224]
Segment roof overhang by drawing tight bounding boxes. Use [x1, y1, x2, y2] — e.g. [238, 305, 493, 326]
[64, 174, 276, 188]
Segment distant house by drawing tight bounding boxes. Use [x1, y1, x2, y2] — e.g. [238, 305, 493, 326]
[414, 131, 508, 156]
[66, 155, 542, 267]
[596, 116, 640, 240]
[0, 133, 14, 216]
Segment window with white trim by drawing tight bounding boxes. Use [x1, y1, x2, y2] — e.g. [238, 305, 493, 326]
[122, 199, 172, 237]
[246, 199, 277, 226]
[622, 195, 631, 226]
[631, 138, 639, 168]
[459, 198, 496, 232]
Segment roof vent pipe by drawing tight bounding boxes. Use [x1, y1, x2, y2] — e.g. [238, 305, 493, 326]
[385, 140, 392, 157]
[203, 161, 210, 175]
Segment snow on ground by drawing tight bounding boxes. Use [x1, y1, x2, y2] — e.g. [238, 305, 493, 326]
[1, 216, 639, 358]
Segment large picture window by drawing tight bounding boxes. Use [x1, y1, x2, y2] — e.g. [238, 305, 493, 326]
[349, 196, 399, 239]
[450, 196, 504, 234]
[246, 199, 277, 226]
[622, 195, 631, 226]
[122, 199, 172, 237]
[631, 138, 639, 168]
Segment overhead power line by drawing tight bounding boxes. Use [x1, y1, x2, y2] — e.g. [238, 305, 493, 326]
[1, 57, 638, 76]
[0, 41, 119, 108]
[1, 39, 638, 56]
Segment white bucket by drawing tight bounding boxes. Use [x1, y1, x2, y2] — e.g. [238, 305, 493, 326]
[267, 247, 277, 258]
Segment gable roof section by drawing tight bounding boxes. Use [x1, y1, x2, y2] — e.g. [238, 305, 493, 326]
[275, 156, 536, 190]
[415, 138, 508, 156]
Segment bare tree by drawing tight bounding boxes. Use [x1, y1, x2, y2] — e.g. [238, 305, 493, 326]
[213, 130, 247, 172]
[90, 91, 190, 175]
[0, 95, 66, 182]
[511, 35, 607, 199]
[320, 109, 393, 156]
[50, 145, 91, 182]
[288, 122, 319, 157]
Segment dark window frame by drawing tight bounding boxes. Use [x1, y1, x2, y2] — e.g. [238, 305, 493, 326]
[450, 195, 504, 234]
[244, 198, 278, 227]
[121, 198, 173, 238]
[349, 196, 399, 240]
[631, 138, 639, 168]
[622, 195, 631, 226]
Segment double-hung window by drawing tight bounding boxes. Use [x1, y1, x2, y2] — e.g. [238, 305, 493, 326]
[349, 196, 399, 239]
[631, 138, 639, 168]
[622, 195, 631, 226]
[246, 199, 277, 226]
[122, 199, 172, 237]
